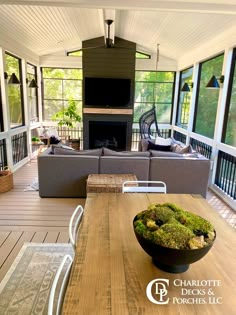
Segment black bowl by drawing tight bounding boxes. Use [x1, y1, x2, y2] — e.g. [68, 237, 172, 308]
[133, 218, 216, 273]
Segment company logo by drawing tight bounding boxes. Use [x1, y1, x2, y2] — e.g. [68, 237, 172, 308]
[146, 279, 169, 304]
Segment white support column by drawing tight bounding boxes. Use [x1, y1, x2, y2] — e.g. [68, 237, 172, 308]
[22, 58, 31, 160]
[171, 71, 180, 137]
[0, 48, 13, 169]
[37, 66, 43, 123]
[172, 63, 199, 144]
[187, 62, 199, 144]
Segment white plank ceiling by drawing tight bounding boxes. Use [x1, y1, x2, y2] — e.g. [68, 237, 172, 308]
[0, 0, 236, 61]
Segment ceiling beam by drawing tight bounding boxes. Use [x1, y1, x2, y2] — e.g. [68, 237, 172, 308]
[1, 1, 236, 15]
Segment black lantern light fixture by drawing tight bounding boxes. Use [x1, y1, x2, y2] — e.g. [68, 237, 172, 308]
[28, 78, 38, 88]
[206, 75, 224, 89]
[8, 73, 20, 84]
[26, 77, 38, 88]
[181, 82, 193, 92]
[4, 72, 20, 84]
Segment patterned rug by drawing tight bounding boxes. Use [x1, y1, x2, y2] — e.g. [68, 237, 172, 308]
[0, 243, 74, 315]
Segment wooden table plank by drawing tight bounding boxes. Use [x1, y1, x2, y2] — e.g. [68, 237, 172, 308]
[62, 193, 236, 315]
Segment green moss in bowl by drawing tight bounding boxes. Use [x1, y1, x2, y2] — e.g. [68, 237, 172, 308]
[133, 203, 216, 273]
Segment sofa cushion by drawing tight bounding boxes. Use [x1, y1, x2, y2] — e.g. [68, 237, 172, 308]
[103, 147, 150, 157]
[53, 146, 102, 156]
[147, 140, 171, 152]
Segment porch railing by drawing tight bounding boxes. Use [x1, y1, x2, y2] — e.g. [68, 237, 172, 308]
[44, 125, 171, 151]
[215, 150, 236, 200]
[11, 132, 28, 165]
[0, 139, 7, 169]
[190, 138, 212, 159]
[173, 131, 187, 144]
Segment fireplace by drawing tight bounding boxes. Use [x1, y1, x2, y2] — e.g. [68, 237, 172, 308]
[83, 113, 133, 151]
[89, 121, 127, 151]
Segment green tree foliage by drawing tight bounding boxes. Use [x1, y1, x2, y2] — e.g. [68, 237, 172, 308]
[5, 53, 23, 127]
[194, 54, 224, 139]
[52, 99, 81, 128]
[135, 51, 150, 59]
[176, 67, 193, 129]
[67, 50, 83, 57]
[42, 68, 82, 121]
[134, 71, 175, 123]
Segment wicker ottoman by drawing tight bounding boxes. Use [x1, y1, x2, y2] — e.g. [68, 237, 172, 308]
[87, 174, 138, 193]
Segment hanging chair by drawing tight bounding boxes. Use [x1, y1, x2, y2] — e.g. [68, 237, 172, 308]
[139, 105, 161, 139]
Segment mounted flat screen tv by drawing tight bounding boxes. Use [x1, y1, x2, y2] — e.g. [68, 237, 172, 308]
[84, 77, 132, 108]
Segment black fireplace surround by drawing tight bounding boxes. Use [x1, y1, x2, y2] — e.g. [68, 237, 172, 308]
[83, 114, 133, 151]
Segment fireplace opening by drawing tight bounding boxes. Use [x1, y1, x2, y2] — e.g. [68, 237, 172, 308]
[89, 121, 127, 151]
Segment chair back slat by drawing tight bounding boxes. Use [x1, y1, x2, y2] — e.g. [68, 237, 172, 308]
[69, 205, 84, 249]
[48, 254, 73, 315]
[122, 180, 167, 193]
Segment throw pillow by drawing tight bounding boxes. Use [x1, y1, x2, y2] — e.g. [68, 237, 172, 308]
[147, 140, 171, 152]
[51, 144, 75, 154]
[49, 136, 61, 144]
[61, 144, 75, 150]
[172, 144, 194, 154]
[155, 136, 172, 146]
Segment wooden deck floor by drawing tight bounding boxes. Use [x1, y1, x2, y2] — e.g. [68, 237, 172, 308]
[0, 158, 85, 282]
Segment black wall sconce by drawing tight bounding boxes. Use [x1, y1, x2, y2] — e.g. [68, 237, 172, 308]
[206, 75, 224, 89]
[181, 82, 193, 92]
[4, 72, 20, 84]
[26, 78, 38, 88]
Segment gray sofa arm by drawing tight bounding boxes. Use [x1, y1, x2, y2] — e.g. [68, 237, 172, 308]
[149, 157, 210, 198]
[38, 152, 99, 197]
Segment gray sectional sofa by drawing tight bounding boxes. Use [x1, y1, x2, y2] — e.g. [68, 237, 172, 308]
[38, 145, 210, 198]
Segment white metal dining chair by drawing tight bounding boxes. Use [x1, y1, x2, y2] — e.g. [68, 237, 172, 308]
[122, 180, 167, 193]
[48, 254, 73, 315]
[47, 205, 84, 314]
[69, 204, 84, 249]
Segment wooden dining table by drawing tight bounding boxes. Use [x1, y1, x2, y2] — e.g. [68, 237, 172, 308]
[62, 193, 236, 315]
